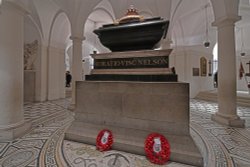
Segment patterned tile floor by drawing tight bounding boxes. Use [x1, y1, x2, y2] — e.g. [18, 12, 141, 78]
[0, 98, 250, 167]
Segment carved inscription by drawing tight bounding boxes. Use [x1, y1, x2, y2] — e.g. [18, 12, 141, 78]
[94, 56, 169, 69]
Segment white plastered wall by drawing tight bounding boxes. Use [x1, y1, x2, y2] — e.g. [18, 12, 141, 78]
[171, 46, 214, 98]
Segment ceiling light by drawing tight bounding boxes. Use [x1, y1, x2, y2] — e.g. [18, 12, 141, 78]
[240, 52, 245, 57]
[240, 27, 246, 57]
[204, 41, 210, 48]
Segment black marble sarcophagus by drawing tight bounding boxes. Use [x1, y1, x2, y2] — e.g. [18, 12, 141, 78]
[94, 6, 169, 52]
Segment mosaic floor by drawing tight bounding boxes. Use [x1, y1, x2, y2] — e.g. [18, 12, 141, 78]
[0, 98, 250, 167]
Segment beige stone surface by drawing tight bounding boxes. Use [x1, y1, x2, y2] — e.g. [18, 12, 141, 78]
[65, 81, 203, 166]
[24, 70, 36, 102]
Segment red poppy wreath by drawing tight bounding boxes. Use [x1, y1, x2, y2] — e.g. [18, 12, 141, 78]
[96, 129, 113, 151]
[144, 133, 171, 165]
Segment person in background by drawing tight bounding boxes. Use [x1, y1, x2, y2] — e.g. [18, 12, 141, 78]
[214, 71, 218, 88]
[66, 71, 72, 87]
[171, 67, 176, 75]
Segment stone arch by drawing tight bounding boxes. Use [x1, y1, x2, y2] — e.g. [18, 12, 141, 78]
[170, 0, 215, 46]
[47, 11, 71, 100]
[82, 0, 115, 76]
[84, 0, 115, 51]
[210, 0, 240, 22]
[93, 7, 115, 22]
[83, 7, 114, 53]
[169, 0, 239, 41]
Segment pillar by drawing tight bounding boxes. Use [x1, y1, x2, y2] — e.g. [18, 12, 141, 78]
[36, 44, 48, 102]
[211, 16, 245, 127]
[47, 47, 66, 100]
[69, 36, 85, 107]
[0, 2, 31, 141]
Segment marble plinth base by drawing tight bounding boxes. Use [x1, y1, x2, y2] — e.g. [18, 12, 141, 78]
[65, 81, 203, 166]
[0, 121, 31, 141]
[212, 113, 245, 128]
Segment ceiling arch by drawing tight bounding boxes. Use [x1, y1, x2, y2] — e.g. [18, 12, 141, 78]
[10, 0, 250, 54]
[48, 11, 71, 49]
[84, 0, 115, 53]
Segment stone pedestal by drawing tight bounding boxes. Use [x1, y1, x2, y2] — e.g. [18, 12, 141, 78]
[65, 81, 203, 166]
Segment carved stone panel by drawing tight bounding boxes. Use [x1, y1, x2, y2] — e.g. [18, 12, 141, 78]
[24, 40, 38, 70]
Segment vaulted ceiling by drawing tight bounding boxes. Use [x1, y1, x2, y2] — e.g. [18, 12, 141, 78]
[9, 0, 250, 56]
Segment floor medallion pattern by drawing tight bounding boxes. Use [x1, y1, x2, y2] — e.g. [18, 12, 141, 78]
[0, 98, 249, 167]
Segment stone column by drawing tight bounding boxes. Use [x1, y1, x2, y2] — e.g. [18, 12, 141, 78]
[47, 47, 66, 100]
[0, 2, 30, 141]
[211, 17, 245, 127]
[69, 36, 85, 107]
[36, 44, 48, 102]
